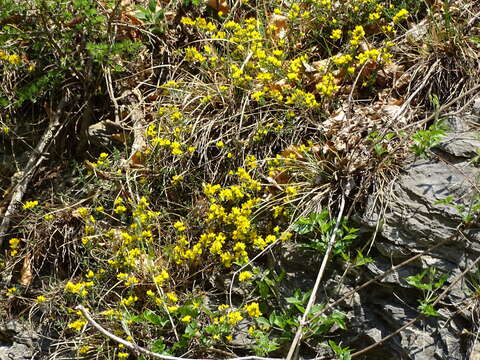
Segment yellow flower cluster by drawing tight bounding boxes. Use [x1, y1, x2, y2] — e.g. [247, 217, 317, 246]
[146, 111, 196, 157]
[153, 269, 170, 286]
[239, 271, 253, 282]
[67, 320, 87, 331]
[65, 280, 94, 297]
[393, 9, 409, 23]
[0, 51, 21, 65]
[22, 200, 38, 210]
[316, 73, 339, 97]
[120, 295, 138, 306]
[244, 302, 262, 317]
[9, 238, 20, 256]
[173, 165, 290, 269]
[350, 25, 365, 46]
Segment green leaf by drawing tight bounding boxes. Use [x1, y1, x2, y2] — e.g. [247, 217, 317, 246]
[256, 317, 270, 329]
[419, 303, 440, 317]
[151, 339, 166, 353]
[434, 195, 454, 205]
[143, 310, 168, 326]
[148, 0, 157, 13]
[256, 280, 270, 299]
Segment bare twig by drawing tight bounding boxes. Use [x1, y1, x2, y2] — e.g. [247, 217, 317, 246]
[0, 95, 67, 245]
[285, 194, 346, 360]
[399, 83, 480, 132]
[76, 305, 284, 360]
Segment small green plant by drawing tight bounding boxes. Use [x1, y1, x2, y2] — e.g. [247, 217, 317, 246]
[135, 0, 167, 34]
[411, 120, 448, 157]
[405, 267, 448, 316]
[435, 194, 480, 224]
[328, 340, 352, 360]
[411, 95, 449, 157]
[292, 210, 359, 260]
[256, 288, 347, 346]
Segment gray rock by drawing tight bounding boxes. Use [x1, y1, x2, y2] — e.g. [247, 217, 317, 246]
[354, 118, 480, 360]
[437, 132, 480, 158]
[0, 321, 40, 360]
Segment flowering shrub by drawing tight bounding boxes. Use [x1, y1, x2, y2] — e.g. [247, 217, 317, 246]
[3, 0, 473, 358]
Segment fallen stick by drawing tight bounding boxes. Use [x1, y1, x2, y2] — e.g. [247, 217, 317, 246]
[285, 195, 346, 360]
[75, 304, 284, 360]
[0, 96, 67, 246]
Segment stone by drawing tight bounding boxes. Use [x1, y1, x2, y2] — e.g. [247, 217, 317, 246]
[354, 116, 480, 360]
[0, 321, 40, 360]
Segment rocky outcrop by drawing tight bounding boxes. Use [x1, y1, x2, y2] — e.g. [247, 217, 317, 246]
[0, 321, 41, 360]
[277, 109, 480, 359]
[355, 114, 480, 359]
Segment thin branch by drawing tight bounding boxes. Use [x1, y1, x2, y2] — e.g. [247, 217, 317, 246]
[75, 305, 284, 360]
[285, 195, 346, 360]
[0, 95, 67, 245]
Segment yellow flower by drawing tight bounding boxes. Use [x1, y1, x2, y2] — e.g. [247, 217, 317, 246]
[37, 295, 47, 303]
[393, 9, 409, 23]
[114, 205, 127, 214]
[239, 271, 253, 282]
[118, 352, 129, 359]
[174, 221, 186, 232]
[6, 287, 18, 296]
[166, 292, 178, 303]
[22, 200, 38, 210]
[181, 315, 192, 323]
[329, 29, 342, 40]
[153, 270, 169, 286]
[9, 238, 20, 249]
[120, 295, 138, 306]
[227, 310, 243, 325]
[244, 302, 262, 317]
[67, 320, 87, 331]
[79, 346, 90, 354]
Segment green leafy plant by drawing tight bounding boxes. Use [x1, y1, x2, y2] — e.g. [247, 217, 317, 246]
[292, 210, 359, 260]
[410, 120, 448, 157]
[135, 0, 166, 34]
[328, 340, 352, 360]
[255, 288, 347, 347]
[411, 95, 449, 157]
[405, 267, 448, 316]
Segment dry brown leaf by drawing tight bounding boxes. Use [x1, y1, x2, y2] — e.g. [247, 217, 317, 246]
[19, 254, 33, 286]
[130, 151, 145, 166]
[268, 14, 288, 40]
[205, 0, 230, 14]
[110, 133, 128, 143]
[281, 145, 305, 161]
[376, 62, 404, 87]
[388, 98, 404, 106]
